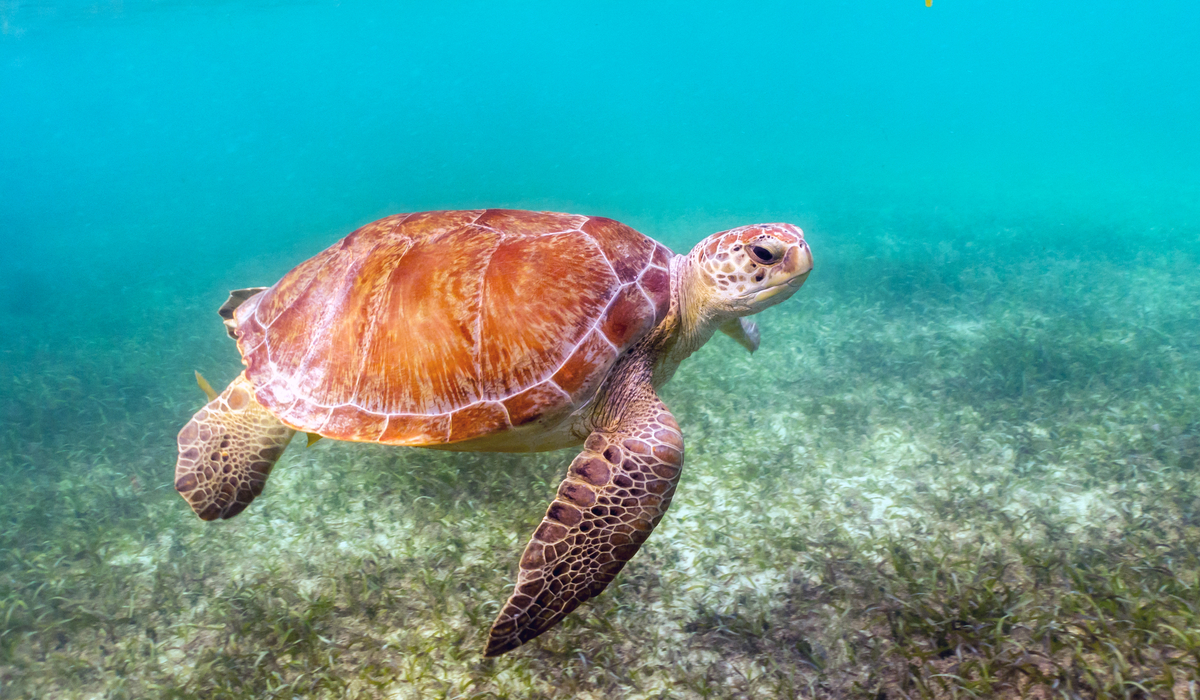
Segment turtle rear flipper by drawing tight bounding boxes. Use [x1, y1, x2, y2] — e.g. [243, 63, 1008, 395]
[218, 287, 267, 339]
[175, 372, 295, 521]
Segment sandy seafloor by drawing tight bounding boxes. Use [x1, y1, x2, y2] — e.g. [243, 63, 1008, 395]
[3, 214, 1199, 699]
[3, 1, 1200, 698]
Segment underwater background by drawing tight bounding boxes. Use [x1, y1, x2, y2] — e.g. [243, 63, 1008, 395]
[2, 0, 1199, 697]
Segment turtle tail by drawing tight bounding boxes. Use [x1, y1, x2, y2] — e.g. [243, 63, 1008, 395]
[175, 372, 295, 521]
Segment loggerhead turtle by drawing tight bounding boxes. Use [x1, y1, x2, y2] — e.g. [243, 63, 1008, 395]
[174, 209, 812, 656]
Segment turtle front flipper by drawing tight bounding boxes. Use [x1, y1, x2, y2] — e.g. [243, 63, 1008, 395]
[485, 382, 684, 656]
[175, 372, 295, 521]
[719, 317, 760, 353]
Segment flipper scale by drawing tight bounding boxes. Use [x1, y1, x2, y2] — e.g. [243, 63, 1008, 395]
[175, 372, 295, 520]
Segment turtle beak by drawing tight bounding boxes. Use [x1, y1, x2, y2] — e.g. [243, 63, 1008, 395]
[752, 241, 813, 304]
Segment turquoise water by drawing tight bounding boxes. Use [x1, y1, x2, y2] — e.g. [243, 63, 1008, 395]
[3, 1, 1200, 697]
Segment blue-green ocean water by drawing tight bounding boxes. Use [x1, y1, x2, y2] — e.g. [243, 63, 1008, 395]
[3, 0, 1197, 399]
[3, 0, 1197, 437]
[3, 0, 1200, 696]
[4, 0, 1197, 283]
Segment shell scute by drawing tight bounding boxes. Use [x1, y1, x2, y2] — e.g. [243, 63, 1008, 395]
[390, 210, 479, 239]
[247, 248, 336, 332]
[353, 224, 498, 414]
[287, 242, 411, 410]
[478, 230, 616, 399]
[638, 267, 672, 326]
[381, 413, 451, 444]
[600, 284, 655, 348]
[651, 243, 673, 269]
[284, 402, 332, 435]
[449, 402, 511, 443]
[324, 405, 387, 443]
[581, 217, 657, 283]
[551, 330, 619, 400]
[476, 209, 587, 236]
[501, 381, 570, 428]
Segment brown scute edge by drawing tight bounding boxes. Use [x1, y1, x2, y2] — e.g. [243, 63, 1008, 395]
[638, 267, 672, 326]
[380, 413, 451, 444]
[449, 401, 511, 443]
[581, 216, 657, 284]
[651, 243, 673, 269]
[323, 404, 388, 442]
[600, 285, 655, 348]
[243, 243, 343, 334]
[502, 381, 570, 427]
[281, 402, 332, 436]
[475, 209, 589, 237]
[387, 210, 483, 243]
[250, 381, 293, 419]
[551, 330, 619, 400]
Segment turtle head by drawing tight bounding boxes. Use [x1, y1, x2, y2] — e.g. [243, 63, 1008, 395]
[686, 223, 813, 319]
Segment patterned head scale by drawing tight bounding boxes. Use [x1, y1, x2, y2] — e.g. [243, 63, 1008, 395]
[689, 223, 813, 310]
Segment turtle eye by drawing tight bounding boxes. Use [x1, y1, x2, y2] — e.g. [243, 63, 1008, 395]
[747, 243, 779, 265]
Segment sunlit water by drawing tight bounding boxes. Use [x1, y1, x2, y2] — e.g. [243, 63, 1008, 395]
[2, 1, 1199, 697]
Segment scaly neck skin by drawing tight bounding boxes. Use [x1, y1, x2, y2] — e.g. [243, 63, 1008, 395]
[588, 254, 717, 432]
[651, 253, 723, 387]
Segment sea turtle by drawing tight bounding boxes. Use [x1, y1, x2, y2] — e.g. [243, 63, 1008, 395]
[175, 209, 812, 656]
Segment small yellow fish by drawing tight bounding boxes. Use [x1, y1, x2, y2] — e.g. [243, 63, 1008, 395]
[194, 370, 218, 401]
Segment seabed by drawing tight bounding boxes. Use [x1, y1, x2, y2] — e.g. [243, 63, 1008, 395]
[2, 221, 1199, 699]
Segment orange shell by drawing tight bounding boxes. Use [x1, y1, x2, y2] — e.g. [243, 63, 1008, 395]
[233, 210, 674, 446]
